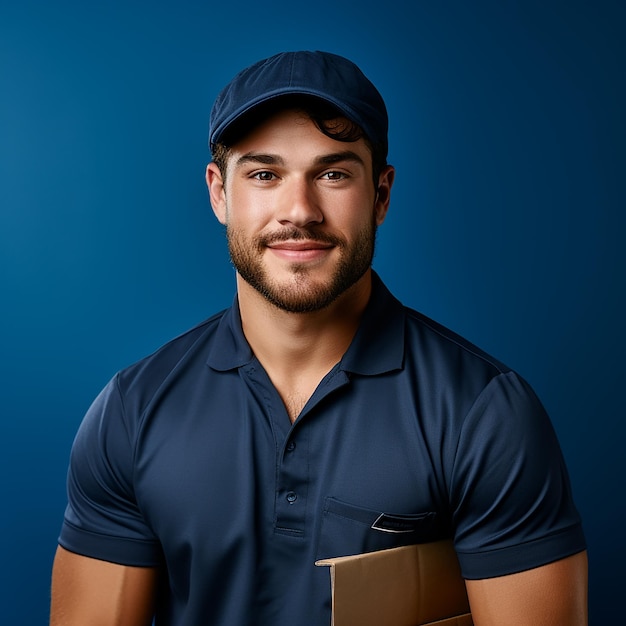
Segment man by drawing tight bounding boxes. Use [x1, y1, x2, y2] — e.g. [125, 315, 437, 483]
[50, 51, 587, 625]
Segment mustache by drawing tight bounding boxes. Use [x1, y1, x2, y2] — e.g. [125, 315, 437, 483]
[259, 228, 344, 247]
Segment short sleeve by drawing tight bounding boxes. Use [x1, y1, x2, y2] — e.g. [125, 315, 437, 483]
[451, 372, 585, 579]
[58, 375, 162, 566]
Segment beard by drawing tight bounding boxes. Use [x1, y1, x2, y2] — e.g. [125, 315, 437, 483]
[226, 217, 377, 313]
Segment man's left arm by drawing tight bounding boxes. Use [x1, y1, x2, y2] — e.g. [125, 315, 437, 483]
[465, 550, 588, 625]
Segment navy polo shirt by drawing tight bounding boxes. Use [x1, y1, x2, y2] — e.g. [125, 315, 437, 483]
[59, 273, 585, 625]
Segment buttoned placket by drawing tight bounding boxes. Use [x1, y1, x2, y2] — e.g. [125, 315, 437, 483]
[240, 360, 351, 538]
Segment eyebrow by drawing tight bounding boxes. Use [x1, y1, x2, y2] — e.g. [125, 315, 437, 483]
[235, 153, 284, 167]
[314, 151, 365, 167]
[234, 150, 365, 169]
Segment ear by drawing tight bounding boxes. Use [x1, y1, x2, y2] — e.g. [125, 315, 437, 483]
[374, 165, 395, 226]
[206, 162, 227, 225]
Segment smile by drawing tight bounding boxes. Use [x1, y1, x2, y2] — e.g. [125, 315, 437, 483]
[266, 240, 334, 262]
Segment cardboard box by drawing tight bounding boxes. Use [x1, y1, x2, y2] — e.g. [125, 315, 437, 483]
[316, 540, 473, 626]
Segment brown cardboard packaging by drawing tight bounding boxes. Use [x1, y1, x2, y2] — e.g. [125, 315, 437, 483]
[315, 540, 473, 626]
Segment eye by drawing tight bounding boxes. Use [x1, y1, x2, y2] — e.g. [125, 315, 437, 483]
[320, 171, 348, 181]
[251, 171, 276, 181]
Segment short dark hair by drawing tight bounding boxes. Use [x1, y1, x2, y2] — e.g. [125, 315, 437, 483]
[211, 95, 387, 187]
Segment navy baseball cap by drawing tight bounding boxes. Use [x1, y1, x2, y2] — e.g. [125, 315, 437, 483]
[209, 51, 388, 155]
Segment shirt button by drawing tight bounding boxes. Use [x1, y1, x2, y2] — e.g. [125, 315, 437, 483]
[286, 441, 296, 452]
[286, 491, 298, 504]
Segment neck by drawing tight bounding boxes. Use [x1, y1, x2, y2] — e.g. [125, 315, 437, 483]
[236, 271, 372, 420]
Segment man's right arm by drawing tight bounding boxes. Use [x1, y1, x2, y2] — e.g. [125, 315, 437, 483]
[50, 546, 159, 626]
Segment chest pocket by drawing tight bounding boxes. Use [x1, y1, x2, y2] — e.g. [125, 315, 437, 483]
[316, 497, 443, 560]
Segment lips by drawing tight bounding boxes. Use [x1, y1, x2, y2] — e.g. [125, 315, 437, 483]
[262, 227, 342, 248]
[267, 240, 333, 251]
[264, 238, 336, 263]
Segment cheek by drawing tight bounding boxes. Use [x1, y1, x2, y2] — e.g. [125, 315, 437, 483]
[329, 192, 377, 229]
[226, 187, 274, 226]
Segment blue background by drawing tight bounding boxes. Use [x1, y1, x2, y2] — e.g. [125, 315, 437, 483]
[1, 1, 624, 623]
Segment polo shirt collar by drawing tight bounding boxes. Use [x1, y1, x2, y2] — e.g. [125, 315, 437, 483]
[339, 271, 405, 376]
[207, 271, 405, 376]
[206, 298, 254, 371]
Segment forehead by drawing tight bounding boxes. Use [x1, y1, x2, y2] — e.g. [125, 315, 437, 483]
[227, 108, 372, 166]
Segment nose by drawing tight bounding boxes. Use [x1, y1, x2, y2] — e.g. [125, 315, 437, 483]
[275, 176, 323, 227]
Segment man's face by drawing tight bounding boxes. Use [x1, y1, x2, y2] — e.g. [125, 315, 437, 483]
[207, 109, 392, 313]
